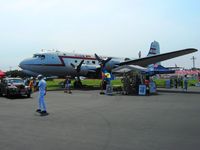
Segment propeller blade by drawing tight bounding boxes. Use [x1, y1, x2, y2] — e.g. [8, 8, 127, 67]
[104, 57, 112, 64]
[94, 53, 102, 62]
[95, 53, 112, 68]
[70, 63, 76, 68]
[78, 60, 84, 68]
[77, 60, 84, 73]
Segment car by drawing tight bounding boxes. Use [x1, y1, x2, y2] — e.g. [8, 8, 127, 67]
[0, 77, 31, 98]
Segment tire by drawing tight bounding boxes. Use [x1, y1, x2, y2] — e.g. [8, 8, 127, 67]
[6, 90, 11, 98]
[0, 89, 2, 96]
[27, 93, 31, 98]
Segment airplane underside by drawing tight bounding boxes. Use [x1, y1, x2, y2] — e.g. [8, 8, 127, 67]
[22, 66, 102, 78]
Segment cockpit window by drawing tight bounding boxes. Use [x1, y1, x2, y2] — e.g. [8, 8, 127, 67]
[33, 54, 45, 59]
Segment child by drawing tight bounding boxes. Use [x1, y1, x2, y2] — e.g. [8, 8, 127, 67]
[64, 76, 72, 94]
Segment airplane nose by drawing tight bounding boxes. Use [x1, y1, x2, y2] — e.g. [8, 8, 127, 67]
[19, 59, 31, 69]
[19, 60, 25, 69]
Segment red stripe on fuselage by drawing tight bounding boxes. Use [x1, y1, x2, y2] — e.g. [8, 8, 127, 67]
[26, 55, 98, 67]
[60, 55, 96, 60]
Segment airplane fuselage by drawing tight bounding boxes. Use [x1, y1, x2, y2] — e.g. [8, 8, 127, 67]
[19, 41, 198, 77]
[19, 51, 124, 77]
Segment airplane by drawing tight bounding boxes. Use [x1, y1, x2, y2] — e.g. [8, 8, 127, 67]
[19, 41, 198, 79]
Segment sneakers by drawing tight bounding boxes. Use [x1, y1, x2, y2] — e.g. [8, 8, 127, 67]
[40, 110, 48, 116]
[36, 109, 41, 113]
[41, 110, 47, 114]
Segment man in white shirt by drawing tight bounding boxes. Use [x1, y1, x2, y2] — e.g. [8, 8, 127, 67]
[36, 75, 47, 115]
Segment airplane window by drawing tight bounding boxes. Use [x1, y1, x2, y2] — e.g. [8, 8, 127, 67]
[75, 60, 78, 63]
[41, 55, 45, 59]
[33, 54, 45, 59]
[92, 61, 95, 64]
[33, 54, 38, 58]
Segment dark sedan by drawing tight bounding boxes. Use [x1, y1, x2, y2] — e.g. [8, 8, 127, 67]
[0, 78, 31, 98]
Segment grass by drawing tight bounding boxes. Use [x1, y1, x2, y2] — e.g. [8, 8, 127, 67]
[46, 78, 199, 90]
[154, 79, 199, 88]
[46, 79, 123, 90]
[154, 79, 166, 87]
[46, 79, 64, 90]
[81, 79, 102, 87]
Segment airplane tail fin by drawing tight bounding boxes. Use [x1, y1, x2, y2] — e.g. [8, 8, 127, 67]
[147, 40, 160, 56]
[147, 40, 161, 66]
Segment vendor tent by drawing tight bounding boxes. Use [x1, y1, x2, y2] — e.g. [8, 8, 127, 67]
[145, 65, 175, 75]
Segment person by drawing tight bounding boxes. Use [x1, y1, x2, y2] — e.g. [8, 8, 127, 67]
[64, 76, 72, 94]
[145, 76, 150, 95]
[177, 77, 181, 88]
[183, 75, 188, 91]
[36, 75, 48, 115]
[174, 78, 178, 88]
[28, 77, 34, 93]
[33, 77, 37, 92]
[24, 78, 30, 86]
[135, 75, 141, 95]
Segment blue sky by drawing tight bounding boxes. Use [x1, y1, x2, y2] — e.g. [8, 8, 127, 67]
[0, 0, 199, 71]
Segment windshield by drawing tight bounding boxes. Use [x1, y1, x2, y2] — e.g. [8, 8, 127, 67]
[33, 54, 45, 59]
[8, 79, 24, 84]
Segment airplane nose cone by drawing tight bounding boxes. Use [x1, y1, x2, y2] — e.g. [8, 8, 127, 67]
[19, 61, 24, 69]
[19, 60, 26, 69]
[19, 59, 32, 69]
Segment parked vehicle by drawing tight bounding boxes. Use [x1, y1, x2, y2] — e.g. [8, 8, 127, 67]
[0, 78, 31, 98]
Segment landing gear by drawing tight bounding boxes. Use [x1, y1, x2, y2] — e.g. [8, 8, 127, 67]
[73, 79, 82, 89]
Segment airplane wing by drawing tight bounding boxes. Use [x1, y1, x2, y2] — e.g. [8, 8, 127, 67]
[119, 48, 198, 67]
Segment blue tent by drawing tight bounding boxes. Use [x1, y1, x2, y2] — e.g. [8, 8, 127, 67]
[144, 65, 175, 76]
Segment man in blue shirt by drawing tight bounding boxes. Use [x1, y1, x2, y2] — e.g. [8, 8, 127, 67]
[36, 75, 47, 115]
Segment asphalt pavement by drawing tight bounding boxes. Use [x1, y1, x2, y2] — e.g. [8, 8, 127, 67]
[0, 87, 200, 150]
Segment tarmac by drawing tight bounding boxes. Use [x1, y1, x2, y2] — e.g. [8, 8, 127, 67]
[0, 87, 200, 150]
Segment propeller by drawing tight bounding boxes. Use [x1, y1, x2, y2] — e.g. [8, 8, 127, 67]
[94, 53, 112, 68]
[71, 60, 84, 74]
[94, 53, 113, 82]
[70, 60, 84, 88]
